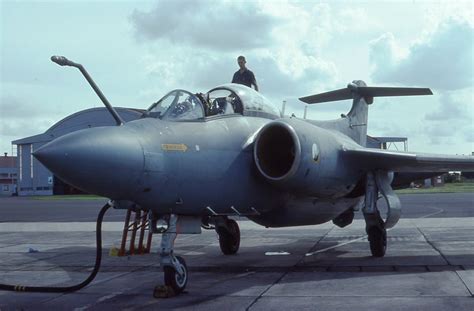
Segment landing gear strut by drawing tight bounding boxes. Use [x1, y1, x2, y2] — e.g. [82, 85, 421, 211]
[363, 171, 401, 258]
[159, 214, 188, 294]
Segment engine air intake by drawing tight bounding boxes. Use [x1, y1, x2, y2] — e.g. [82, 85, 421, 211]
[254, 122, 300, 180]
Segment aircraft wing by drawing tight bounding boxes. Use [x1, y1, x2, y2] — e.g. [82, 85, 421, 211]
[344, 148, 474, 172]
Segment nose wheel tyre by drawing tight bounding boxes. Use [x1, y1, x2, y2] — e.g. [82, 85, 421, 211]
[217, 219, 240, 255]
[367, 226, 387, 257]
[164, 256, 188, 294]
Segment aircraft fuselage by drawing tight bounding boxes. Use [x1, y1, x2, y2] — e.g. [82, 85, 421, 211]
[35, 114, 363, 227]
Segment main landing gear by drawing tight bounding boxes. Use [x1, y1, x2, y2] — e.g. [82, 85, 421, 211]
[202, 216, 241, 255]
[363, 171, 401, 257]
[216, 218, 240, 255]
[365, 211, 387, 257]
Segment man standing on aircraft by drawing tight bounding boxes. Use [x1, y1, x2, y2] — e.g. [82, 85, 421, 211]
[231, 56, 259, 91]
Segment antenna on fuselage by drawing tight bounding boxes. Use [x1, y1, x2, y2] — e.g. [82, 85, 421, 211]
[51, 56, 124, 126]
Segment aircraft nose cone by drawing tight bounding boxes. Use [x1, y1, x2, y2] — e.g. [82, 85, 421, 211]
[34, 126, 144, 198]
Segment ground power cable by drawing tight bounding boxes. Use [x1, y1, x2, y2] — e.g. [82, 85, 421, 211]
[0, 202, 111, 293]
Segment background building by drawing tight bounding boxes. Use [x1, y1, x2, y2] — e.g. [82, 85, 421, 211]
[0, 153, 17, 196]
[367, 136, 408, 151]
[12, 107, 143, 196]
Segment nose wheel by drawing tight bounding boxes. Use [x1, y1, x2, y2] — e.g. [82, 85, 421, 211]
[158, 214, 188, 296]
[216, 219, 240, 255]
[163, 256, 188, 294]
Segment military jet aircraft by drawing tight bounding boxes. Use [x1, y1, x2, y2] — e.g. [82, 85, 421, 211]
[32, 56, 474, 294]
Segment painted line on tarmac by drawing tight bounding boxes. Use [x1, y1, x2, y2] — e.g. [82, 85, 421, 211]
[305, 206, 451, 257]
[73, 291, 124, 311]
[418, 207, 445, 219]
[305, 235, 367, 257]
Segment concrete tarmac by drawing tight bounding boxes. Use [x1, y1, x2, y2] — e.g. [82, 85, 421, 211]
[1, 193, 473, 222]
[0, 193, 473, 310]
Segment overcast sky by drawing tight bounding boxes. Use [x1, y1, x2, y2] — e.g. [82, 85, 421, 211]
[1, 0, 472, 155]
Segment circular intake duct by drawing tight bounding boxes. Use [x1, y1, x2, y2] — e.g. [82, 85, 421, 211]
[253, 121, 301, 181]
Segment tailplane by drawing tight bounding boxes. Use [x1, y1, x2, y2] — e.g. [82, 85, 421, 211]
[299, 81, 432, 146]
[299, 82, 432, 104]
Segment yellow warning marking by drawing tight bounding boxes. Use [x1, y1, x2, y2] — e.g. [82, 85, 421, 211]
[161, 143, 188, 152]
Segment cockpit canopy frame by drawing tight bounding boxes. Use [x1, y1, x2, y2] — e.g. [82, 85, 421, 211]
[146, 89, 205, 121]
[146, 84, 281, 121]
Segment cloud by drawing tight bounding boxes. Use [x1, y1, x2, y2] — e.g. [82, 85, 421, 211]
[369, 33, 407, 81]
[0, 95, 57, 119]
[0, 94, 64, 145]
[241, 55, 337, 97]
[423, 113, 472, 146]
[369, 118, 415, 139]
[464, 128, 473, 143]
[130, 0, 278, 51]
[1, 118, 53, 138]
[1, 109, 55, 153]
[369, 19, 473, 90]
[131, 2, 340, 102]
[421, 88, 473, 146]
[142, 47, 337, 101]
[422, 119, 472, 146]
[425, 93, 470, 121]
[367, 88, 472, 151]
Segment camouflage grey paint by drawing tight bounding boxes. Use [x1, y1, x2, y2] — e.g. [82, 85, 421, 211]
[34, 116, 289, 216]
[306, 80, 370, 147]
[34, 82, 474, 229]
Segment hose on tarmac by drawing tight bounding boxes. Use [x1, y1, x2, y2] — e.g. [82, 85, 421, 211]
[0, 202, 111, 293]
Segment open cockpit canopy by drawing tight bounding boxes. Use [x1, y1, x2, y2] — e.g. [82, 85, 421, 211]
[146, 84, 281, 121]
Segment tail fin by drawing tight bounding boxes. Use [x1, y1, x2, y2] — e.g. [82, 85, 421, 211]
[299, 81, 432, 146]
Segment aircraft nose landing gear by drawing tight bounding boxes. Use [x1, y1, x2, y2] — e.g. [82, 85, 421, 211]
[163, 255, 188, 294]
[156, 214, 189, 297]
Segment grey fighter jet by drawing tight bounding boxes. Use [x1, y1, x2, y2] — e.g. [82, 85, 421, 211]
[34, 56, 474, 294]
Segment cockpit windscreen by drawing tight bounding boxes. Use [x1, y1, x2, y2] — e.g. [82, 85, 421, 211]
[147, 90, 205, 121]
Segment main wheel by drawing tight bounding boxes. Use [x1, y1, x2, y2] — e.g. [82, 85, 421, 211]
[368, 226, 387, 257]
[217, 219, 240, 255]
[164, 256, 188, 294]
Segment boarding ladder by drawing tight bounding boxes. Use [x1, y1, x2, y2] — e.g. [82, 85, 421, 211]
[118, 209, 153, 256]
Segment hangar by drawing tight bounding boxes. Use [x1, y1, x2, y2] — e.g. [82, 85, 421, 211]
[12, 107, 143, 196]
